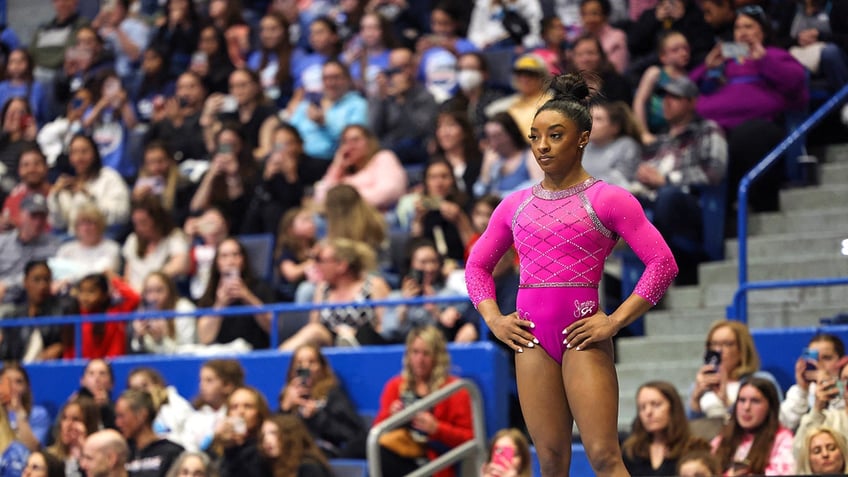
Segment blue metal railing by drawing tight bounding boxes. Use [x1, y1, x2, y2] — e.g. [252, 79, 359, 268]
[0, 295, 472, 358]
[727, 84, 848, 323]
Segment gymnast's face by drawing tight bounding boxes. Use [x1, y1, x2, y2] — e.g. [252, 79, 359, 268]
[529, 110, 589, 178]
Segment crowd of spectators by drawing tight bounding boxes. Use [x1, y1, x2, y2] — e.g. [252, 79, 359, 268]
[0, 0, 844, 475]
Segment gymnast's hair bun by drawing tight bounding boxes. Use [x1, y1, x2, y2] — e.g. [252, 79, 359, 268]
[547, 72, 595, 107]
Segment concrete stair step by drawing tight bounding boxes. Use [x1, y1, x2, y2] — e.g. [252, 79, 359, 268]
[820, 161, 848, 186]
[616, 335, 704, 363]
[780, 185, 848, 212]
[725, 231, 847, 259]
[748, 209, 847, 236]
[823, 143, 848, 163]
[616, 361, 700, 394]
[699, 256, 848, 284]
[644, 303, 845, 336]
[662, 283, 848, 314]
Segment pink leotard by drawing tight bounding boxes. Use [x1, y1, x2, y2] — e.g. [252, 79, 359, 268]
[465, 179, 678, 364]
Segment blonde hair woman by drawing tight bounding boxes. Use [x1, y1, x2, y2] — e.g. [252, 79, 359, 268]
[796, 426, 848, 475]
[279, 238, 391, 349]
[373, 325, 473, 477]
[689, 319, 781, 418]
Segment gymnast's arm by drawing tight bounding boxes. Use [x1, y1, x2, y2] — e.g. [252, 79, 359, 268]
[599, 186, 679, 332]
[465, 194, 535, 351]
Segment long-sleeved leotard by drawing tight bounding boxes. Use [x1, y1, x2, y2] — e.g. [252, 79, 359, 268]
[466, 179, 678, 364]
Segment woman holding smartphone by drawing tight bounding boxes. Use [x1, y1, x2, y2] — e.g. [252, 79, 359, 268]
[793, 360, 848, 459]
[480, 428, 532, 477]
[196, 237, 276, 350]
[212, 386, 270, 477]
[689, 320, 781, 419]
[277, 344, 365, 458]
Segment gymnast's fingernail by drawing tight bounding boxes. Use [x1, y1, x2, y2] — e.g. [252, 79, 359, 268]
[562, 328, 568, 334]
[517, 347, 523, 353]
[533, 338, 539, 344]
[527, 341, 534, 348]
[562, 339, 568, 345]
[566, 343, 573, 349]
[530, 322, 535, 328]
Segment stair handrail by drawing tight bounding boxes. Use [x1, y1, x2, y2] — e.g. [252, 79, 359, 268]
[366, 378, 487, 477]
[727, 84, 848, 323]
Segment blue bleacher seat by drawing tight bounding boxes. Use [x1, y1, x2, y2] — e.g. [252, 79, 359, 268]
[237, 233, 275, 282]
[329, 459, 369, 477]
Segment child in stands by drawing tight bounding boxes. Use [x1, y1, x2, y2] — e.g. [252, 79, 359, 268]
[62, 273, 140, 359]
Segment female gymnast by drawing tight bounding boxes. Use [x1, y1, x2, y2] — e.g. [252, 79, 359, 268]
[465, 72, 679, 477]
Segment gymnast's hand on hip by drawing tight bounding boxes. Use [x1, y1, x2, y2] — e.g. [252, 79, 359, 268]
[488, 311, 537, 353]
[562, 311, 618, 350]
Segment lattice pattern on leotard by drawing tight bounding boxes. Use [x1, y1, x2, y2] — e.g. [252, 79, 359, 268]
[465, 180, 678, 307]
[512, 180, 616, 288]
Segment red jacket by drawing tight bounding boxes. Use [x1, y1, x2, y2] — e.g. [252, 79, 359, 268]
[373, 375, 474, 477]
[63, 276, 140, 359]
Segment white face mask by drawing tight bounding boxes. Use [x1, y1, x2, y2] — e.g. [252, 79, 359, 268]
[456, 69, 483, 92]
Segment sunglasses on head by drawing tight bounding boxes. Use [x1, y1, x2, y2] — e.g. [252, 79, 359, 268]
[736, 4, 766, 22]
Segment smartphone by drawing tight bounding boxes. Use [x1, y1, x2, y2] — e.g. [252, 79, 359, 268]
[103, 77, 121, 98]
[305, 91, 322, 106]
[177, 96, 189, 108]
[421, 196, 442, 210]
[801, 347, 819, 382]
[217, 143, 234, 155]
[230, 416, 246, 435]
[136, 176, 164, 195]
[296, 367, 311, 381]
[220, 95, 238, 113]
[492, 445, 515, 469]
[721, 41, 750, 59]
[408, 269, 425, 286]
[704, 349, 721, 372]
[191, 51, 208, 68]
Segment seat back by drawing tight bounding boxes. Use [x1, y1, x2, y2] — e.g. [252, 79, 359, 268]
[237, 233, 275, 282]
